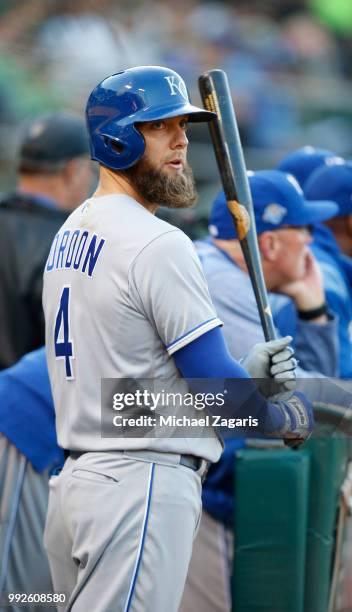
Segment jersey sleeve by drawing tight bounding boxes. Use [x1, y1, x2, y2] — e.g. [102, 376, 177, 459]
[128, 230, 222, 355]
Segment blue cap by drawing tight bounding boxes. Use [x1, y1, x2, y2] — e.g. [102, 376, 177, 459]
[208, 170, 339, 239]
[277, 146, 341, 189]
[304, 161, 352, 217]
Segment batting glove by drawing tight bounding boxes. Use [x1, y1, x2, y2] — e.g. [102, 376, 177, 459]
[263, 391, 314, 446]
[240, 336, 297, 396]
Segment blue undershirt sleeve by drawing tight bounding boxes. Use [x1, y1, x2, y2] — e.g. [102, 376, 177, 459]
[174, 325, 250, 378]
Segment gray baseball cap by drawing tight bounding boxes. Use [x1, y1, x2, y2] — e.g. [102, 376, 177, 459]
[19, 112, 90, 172]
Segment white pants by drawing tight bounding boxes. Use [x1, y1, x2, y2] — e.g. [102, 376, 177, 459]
[44, 450, 202, 612]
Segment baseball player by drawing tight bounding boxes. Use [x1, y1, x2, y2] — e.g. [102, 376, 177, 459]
[42, 66, 312, 612]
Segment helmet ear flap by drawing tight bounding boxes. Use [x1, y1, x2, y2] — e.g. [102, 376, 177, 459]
[93, 124, 145, 170]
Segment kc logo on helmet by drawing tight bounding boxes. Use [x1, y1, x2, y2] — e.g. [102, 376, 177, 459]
[164, 76, 188, 101]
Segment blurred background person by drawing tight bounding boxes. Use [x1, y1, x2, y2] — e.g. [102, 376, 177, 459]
[180, 169, 340, 612]
[305, 160, 352, 375]
[305, 160, 352, 260]
[277, 145, 342, 189]
[273, 159, 352, 377]
[0, 348, 63, 610]
[0, 112, 94, 370]
[198, 170, 339, 375]
[0, 110, 93, 606]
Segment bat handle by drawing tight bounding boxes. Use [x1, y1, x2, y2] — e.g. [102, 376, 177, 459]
[262, 312, 276, 342]
[241, 242, 277, 341]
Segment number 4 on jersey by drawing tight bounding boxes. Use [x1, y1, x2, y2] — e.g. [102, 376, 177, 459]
[54, 286, 74, 379]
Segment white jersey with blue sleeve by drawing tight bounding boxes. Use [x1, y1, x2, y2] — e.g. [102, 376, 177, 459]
[42, 194, 222, 461]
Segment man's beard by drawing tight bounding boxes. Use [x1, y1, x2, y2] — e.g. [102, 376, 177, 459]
[124, 156, 198, 209]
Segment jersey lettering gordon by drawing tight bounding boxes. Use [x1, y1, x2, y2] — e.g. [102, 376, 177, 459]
[46, 228, 105, 278]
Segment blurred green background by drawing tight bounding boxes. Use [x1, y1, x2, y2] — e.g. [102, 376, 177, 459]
[0, 0, 351, 237]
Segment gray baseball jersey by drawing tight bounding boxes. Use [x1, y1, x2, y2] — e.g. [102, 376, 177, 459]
[43, 194, 222, 462]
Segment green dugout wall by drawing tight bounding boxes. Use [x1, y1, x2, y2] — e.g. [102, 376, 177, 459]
[232, 419, 350, 612]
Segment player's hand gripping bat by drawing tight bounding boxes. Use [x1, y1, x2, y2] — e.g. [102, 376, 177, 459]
[198, 69, 276, 341]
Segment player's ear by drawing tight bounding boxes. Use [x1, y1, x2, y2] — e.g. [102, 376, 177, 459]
[258, 231, 279, 262]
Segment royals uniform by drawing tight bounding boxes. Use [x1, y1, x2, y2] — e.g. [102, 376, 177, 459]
[42, 193, 222, 611]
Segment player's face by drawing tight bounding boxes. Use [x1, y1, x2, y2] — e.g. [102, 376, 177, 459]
[125, 116, 197, 209]
[138, 116, 189, 175]
[274, 226, 312, 281]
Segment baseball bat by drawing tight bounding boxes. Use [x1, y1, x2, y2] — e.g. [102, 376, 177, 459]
[198, 69, 276, 341]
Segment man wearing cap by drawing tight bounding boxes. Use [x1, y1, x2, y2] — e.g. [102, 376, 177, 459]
[198, 170, 339, 376]
[0, 112, 93, 608]
[277, 145, 342, 190]
[304, 160, 352, 377]
[0, 112, 94, 370]
[180, 169, 339, 612]
[274, 159, 352, 377]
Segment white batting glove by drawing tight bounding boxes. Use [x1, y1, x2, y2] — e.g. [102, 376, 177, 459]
[240, 336, 297, 396]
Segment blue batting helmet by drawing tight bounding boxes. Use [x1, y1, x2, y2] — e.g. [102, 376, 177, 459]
[86, 65, 216, 170]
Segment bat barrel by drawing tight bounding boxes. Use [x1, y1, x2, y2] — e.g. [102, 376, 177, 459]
[199, 69, 276, 342]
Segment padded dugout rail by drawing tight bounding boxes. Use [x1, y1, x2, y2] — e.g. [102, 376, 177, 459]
[232, 449, 310, 612]
[303, 426, 350, 612]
